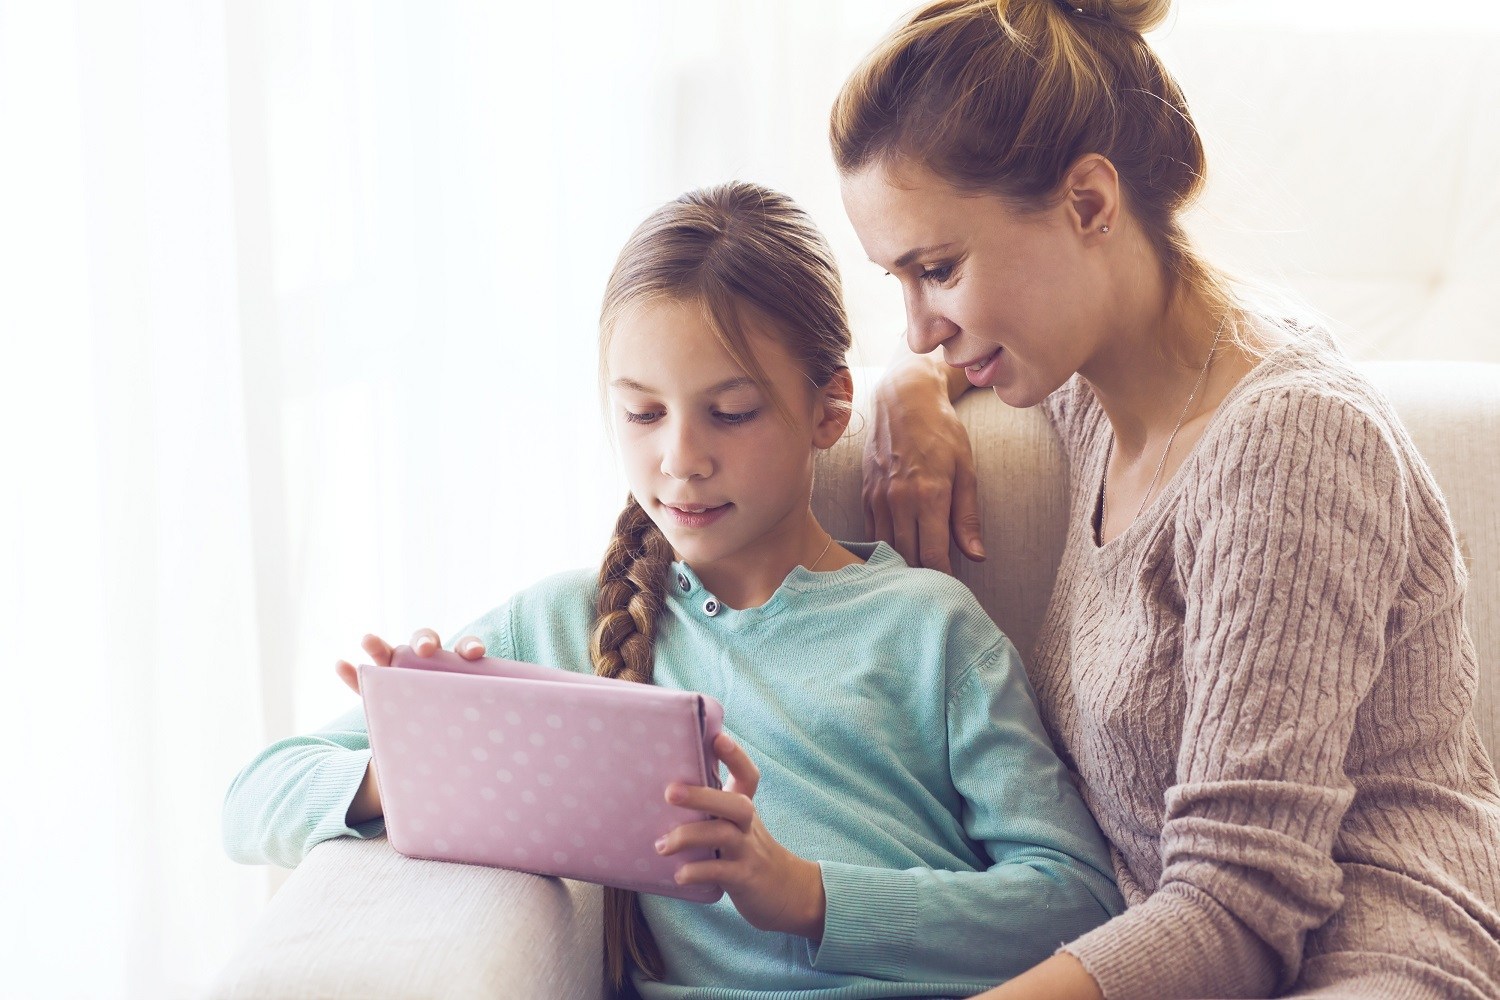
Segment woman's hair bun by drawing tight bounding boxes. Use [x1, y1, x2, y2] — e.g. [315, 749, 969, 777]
[1065, 0, 1171, 35]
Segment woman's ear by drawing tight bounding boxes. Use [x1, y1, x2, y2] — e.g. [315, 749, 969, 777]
[1060, 153, 1121, 241]
[812, 368, 855, 450]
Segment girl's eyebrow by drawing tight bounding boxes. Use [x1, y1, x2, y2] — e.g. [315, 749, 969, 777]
[609, 376, 758, 395]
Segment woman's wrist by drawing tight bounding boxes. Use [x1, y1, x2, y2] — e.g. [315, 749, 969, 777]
[880, 348, 970, 406]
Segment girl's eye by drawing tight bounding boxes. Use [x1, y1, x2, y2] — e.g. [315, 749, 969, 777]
[714, 409, 759, 426]
[623, 410, 662, 425]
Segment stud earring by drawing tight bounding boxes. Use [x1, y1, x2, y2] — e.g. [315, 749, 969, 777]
[1099, 225, 1111, 234]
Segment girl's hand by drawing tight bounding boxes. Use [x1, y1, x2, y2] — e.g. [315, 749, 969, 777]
[658, 733, 827, 941]
[865, 353, 985, 574]
[334, 629, 487, 694]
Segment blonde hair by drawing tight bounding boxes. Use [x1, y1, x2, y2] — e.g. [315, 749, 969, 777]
[831, 0, 1262, 357]
[590, 180, 851, 990]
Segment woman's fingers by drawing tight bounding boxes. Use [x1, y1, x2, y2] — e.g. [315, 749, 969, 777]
[951, 456, 987, 562]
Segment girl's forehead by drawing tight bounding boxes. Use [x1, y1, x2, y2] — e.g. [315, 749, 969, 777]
[605, 298, 797, 395]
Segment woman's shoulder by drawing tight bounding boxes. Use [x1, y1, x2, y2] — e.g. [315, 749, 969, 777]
[1209, 329, 1410, 468]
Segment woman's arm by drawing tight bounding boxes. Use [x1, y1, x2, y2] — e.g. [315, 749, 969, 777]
[1043, 390, 1410, 999]
[865, 350, 985, 572]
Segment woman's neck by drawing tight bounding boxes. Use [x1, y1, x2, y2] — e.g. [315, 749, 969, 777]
[1077, 281, 1255, 461]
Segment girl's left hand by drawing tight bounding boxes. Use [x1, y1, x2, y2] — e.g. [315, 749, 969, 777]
[657, 733, 827, 941]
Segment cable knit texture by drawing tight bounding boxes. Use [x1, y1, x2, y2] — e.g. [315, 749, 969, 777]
[1032, 332, 1500, 1000]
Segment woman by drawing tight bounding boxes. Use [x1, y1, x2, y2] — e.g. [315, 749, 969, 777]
[831, 1, 1500, 998]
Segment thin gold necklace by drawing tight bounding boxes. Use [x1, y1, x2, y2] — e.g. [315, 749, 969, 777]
[805, 534, 835, 572]
[1102, 315, 1227, 533]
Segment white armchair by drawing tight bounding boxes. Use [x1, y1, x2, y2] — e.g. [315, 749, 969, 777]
[210, 13, 1500, 995]
[207, 361, 1500, 1000]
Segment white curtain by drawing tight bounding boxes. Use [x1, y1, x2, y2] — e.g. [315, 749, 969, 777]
[2, 1, 1495, 997]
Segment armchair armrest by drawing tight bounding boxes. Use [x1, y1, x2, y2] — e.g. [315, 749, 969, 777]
[208, 835, 603, 1000]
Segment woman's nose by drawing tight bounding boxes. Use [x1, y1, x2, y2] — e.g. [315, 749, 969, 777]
[903, 291, 957, 355]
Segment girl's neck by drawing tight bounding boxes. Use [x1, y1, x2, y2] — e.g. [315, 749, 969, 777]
[686, 509, 857, 611]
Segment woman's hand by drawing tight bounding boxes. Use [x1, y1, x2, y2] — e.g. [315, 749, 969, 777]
[657, 733, 827, 941]
[865, 353, 985, 574]
[334, 628, 487, 695]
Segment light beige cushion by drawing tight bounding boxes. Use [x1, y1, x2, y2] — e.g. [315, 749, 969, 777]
[206, 835, 603, 1000]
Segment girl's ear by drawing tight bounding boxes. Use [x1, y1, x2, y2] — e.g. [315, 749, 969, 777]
[811, 368, 855, 450]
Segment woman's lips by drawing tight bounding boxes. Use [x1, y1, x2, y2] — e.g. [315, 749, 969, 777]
[961, 347, 1004, 387]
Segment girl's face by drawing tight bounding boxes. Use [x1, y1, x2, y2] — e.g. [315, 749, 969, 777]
[840, 161, 1103, 408]
[605, 297, 844, 575]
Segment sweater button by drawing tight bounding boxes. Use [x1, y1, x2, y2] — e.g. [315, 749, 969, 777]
[702, 598, 720, 617]
[677, 573, 690, 592]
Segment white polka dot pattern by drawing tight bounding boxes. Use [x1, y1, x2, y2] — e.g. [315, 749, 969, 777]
[360, 649, 726, 903]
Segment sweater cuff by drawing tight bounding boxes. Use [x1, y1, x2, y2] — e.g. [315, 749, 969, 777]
[807, 861, 918, 978]
[306, 749, 386, 850]
[1062, 883, 1278, 1000]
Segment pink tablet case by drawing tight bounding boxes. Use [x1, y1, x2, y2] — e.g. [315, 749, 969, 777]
[359, 646, 725, 902]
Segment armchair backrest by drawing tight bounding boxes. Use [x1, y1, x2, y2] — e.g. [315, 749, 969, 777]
[814, 362, 1500, 755]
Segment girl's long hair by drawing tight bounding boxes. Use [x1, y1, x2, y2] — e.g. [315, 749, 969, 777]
[591, 181, 851, 990]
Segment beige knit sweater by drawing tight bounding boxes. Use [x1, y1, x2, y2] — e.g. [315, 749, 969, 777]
[1031, 333, 1500, 1000]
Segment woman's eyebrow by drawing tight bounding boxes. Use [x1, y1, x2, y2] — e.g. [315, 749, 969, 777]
[609, 375, 759, 395]
[889, 242, 954, 269]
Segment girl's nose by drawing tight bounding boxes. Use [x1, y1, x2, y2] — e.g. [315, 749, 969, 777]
[660, 424, 713, 482]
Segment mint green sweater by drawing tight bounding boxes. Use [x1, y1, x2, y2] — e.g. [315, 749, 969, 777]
[223, 542, 1123, 998]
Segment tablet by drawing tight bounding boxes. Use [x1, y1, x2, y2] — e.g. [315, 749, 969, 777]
[359, 645, 726, 902]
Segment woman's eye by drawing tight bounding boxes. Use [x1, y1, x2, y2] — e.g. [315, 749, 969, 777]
[714, 409, 759, 426]
[623, 410, 662, 425]
[919, 263, 955, 284]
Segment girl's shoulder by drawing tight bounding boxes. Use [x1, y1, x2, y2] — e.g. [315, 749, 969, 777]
[826, 541, 1018, 664]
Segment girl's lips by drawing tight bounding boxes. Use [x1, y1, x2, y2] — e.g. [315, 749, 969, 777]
[663, 502, 733, 529]
[963, 347, 1004, 387]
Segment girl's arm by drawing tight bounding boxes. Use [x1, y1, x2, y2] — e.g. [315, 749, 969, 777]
[223, 629, 492, 866]
[675, 634, 1123, 989]
[220, 703, 383, 868]
[865, 349, 985, 573]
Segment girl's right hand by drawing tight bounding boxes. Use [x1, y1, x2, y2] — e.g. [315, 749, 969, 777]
[865, 354, 986, 574]
[337, 628, 486, 827]
[334, 629, 488, 695]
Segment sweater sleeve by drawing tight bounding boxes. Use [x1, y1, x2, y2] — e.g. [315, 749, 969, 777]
[810, 637, 1125, 985]
[221, 609, 525, 869]
[1063, 390, 1410, 999]
[220, 703, 383, 868]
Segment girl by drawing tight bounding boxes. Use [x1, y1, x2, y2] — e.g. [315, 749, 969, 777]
[223, 181, 1124, 999]
[832, 1, 1500, 998]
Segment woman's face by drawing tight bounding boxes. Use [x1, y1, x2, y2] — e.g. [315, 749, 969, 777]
[841, 161, 1100, 408]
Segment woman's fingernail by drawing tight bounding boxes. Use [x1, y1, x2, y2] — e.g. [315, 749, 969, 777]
[654, 837, 667, 854]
